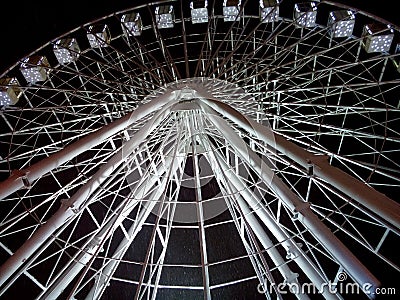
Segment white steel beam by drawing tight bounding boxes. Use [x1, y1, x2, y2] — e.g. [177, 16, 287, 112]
[38, 160, 173, 300]
[85, 135, 185, 300]
[203, 142, 310, 300]
[0, 91, 175, 201]
[77, 189, 161, 300]
[202, 138, 334, 299]
[200, 97, 400, 230]
[188, 115, 211, 300]
[0, 103, 175, 289]
[199, 101, 380, 296]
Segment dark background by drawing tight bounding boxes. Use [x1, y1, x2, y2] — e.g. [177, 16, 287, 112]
[0, 1, 398, 299]
[0, 0, 397, 74]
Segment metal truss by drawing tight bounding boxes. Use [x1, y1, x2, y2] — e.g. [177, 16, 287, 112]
[0, 1, 399, 299]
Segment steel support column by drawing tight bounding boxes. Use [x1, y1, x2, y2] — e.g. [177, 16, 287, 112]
[188, 115, 211, 300]
[84, 149, 184, 300]
[199, 101, 380, 295]
[0, 103, 175, 289]
[203, 142, 311, 300]
[0, 92, 175, 201]
[203, 139, 333, 299]
[200, 97, 400, 230]
[39, 152, 178, 300]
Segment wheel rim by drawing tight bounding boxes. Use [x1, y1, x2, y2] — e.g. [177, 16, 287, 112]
[0, 1, 399, 299]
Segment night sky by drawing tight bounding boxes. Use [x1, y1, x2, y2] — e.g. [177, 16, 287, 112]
[0, 1, 398, 299]
[0, 0, 398, 74]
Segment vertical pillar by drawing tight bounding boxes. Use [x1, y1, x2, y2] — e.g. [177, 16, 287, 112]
[200, 97, 400, 230]
[200, 101, 380, 295]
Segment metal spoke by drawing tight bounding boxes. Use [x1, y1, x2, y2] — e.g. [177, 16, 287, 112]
[0, 1, 399, 299]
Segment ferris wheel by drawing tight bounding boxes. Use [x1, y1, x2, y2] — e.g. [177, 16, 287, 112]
[0, 0, 399, 299]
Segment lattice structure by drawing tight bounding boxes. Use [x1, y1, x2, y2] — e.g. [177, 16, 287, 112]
[0, 1, 399, 299]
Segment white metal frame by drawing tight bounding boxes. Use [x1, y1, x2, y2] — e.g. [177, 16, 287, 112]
[0, 1, 399, 299]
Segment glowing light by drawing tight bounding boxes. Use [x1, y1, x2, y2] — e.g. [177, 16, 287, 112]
[53, 38, 80, 65]
[328, 10, 355, 38]
[259, 0, 279, 23]
[87, 24, 111, 48]
[20, 56, 50, 84]
[0, 77, 21, 106]
[121, 12, 142, 36]
[363, 23, 394, 53]
[155, 5, 175, 29]
[191, 1, 208, 24]
[223, 0, 241, 22]
[294, 2, 317, 28]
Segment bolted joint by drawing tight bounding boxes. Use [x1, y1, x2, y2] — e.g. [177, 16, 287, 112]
[306, 159, 313, 176]
[60, 199, 79, 214]
[285, 245, 298, 260]
[283, 272, 300, 291]
[11, 169, 31, 189]
[292, 201, 311, 220]
[85, 236, 104, 252]
[305, 155, 329, 176]
[307, 155, 329, 169]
